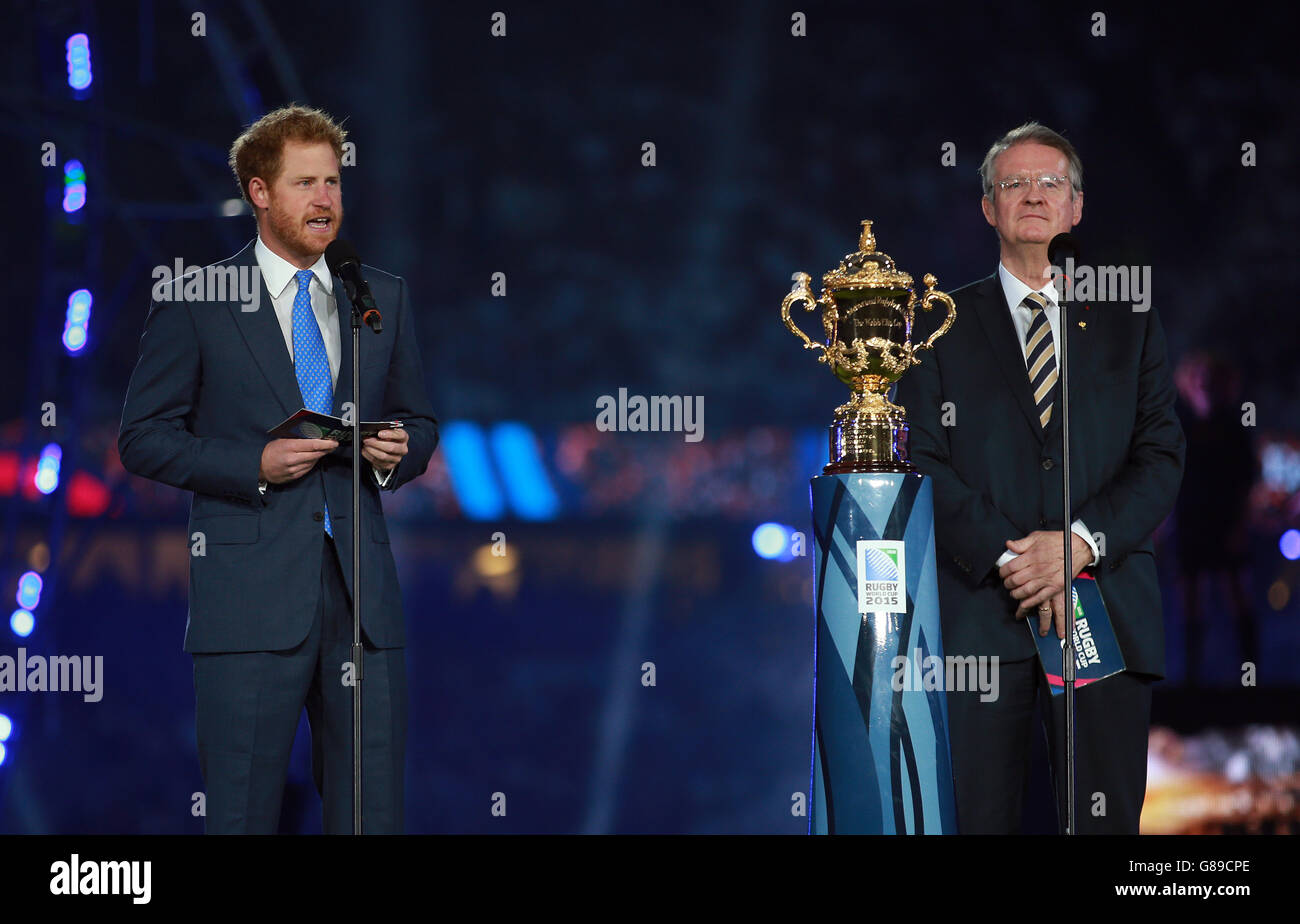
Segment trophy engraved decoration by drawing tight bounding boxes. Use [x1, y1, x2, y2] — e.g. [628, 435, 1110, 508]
[781, 220, 956, 473]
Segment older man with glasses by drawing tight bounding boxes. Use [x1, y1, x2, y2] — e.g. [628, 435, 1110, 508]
[896, 122, 1185, 834]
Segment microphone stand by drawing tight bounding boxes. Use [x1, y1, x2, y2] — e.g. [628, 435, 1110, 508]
[349, 292, 365, 835]
[335, 271, 385, 834]
[1055, 264, 1077, 837]
[332, 244, 384, 835]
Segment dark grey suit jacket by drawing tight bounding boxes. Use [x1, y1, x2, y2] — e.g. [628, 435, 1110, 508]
[118, 239, 438, 653]
[895, 272, 1184, 676]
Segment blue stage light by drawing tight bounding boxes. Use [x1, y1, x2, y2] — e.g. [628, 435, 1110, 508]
[490, 422, 560, 521]
[0, 714, 11, 741]
[441, 422, 506, 520]
[1281, 529, 1300, 561]
[63, 289, 92, 353]
[10, 609, 35, 638]
[35, 444, 62, 494]
[62, 160, 87, 213]
[0, 742, 7, 767]
[16, 572, 43, 610]
[66, 34, 92, 90]
[752, 522, 789, 560]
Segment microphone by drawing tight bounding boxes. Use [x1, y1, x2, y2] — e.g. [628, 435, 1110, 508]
[1048, 233, 1079, 302]
[325, 239, 383, 333]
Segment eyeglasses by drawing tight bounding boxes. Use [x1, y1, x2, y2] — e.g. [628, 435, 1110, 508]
[993, 174, 1073, 196]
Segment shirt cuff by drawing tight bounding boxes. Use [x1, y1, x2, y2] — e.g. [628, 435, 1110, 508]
[258, 479, 268, 495]
[372, 464, 394, 489]
[1071, 519, 1100, 567]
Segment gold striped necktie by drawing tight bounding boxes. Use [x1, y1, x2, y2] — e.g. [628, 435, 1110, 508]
[1022, 291, 1057, 429]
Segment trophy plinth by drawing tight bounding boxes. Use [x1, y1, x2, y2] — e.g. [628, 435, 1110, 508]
[780, 220, 956, 473]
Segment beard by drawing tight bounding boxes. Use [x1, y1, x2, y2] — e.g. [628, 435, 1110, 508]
[264, 195, 341, 262]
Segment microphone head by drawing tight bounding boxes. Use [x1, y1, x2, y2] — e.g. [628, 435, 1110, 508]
[324, 239, 360, 275]
[1047, 233, 1079, 267]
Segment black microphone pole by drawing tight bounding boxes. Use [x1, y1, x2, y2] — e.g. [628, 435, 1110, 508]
[1049, 232, 1079, 836]
[326, 239, 384, 835]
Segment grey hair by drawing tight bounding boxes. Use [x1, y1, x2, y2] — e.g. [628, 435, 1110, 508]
[979, 122, 1083, 200]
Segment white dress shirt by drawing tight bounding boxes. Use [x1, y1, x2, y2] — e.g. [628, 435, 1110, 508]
[993, 262, 1099, 571]
[254, 236, 394, 492]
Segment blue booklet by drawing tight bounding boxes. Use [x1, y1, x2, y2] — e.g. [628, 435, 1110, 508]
[1028, 573, 1126, 696]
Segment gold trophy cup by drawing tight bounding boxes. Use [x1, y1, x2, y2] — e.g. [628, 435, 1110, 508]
[782, 220, 956, 473]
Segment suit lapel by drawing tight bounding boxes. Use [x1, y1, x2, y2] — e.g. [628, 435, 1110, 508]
[226, 240, 306, 419]
[971, 274, 1045, 442]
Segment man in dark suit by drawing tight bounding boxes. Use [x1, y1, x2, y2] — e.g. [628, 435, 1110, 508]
[118, 105, 438, 833]
[895, 122, 1184, 833]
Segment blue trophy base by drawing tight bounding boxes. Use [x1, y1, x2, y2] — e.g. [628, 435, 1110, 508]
[809, 471, 957, 834]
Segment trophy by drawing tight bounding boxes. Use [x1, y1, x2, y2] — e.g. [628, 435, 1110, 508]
[787, 219, 959, 835]
[781, 220, 956, 473]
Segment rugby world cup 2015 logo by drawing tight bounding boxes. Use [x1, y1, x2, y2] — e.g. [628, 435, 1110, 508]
[857, 540, 906, 614]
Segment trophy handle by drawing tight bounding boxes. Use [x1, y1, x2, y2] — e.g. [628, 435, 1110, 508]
[782, 272, 829, 355]
[915, 273, 956, 352]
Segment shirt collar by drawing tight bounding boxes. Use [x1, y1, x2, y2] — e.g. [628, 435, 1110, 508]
[998, 261, 1059, 312]
[254, 236, 334, 299]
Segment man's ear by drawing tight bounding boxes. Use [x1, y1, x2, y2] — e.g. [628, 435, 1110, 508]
[247, 177, 270, 211]
[1071, 189, 1084, 227]
[981, 194, 996, 227]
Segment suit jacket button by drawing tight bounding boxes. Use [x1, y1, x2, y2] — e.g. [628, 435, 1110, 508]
[1041, 458, 1054, 470]
[1039, 517, 1048, 527]
[313, 512, 324, 522]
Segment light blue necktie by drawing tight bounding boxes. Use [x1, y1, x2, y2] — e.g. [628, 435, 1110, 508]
[292, 269, 333, 536]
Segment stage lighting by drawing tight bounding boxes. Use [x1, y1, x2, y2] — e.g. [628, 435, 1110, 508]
[752, 522, 789, 560]
[35, 444, 62, 494]
[16, 572, 42, 610]
[441, 422, 506, 520]
[62, 160, 87, 213]
[63, 289, 92, 354]
[1281, 529, 1300, 561]
[490, 422, 559, 521]
[10, 609, 35, 638]
[66, 34, 92, 90]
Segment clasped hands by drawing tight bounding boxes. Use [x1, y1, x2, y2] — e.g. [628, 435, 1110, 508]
[258, 427, 409, 484]
[998, 530, 1092, 639]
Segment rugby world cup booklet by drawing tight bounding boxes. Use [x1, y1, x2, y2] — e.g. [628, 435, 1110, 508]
[1029, 573, 1127, 695]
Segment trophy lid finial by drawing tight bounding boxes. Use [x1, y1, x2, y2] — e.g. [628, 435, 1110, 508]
[823, 219, 914, 294]
[859, 220, 876, 253]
